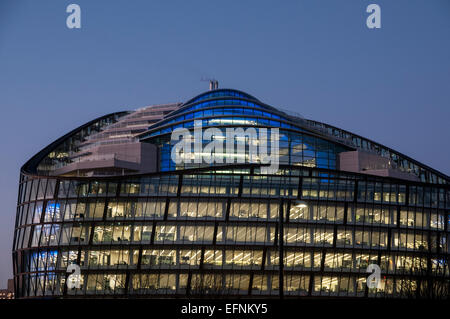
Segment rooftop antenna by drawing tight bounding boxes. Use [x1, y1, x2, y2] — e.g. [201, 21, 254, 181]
[201, 77, 219, 91]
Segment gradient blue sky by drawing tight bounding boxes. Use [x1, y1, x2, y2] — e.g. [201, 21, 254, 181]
[0, 0, 449, 288]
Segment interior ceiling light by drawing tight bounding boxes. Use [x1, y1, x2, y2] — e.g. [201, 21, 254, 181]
[292, 200, 308, 209]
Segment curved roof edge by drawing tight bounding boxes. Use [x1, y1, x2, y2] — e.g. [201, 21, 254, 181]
[142, 88, 449, 183]
[20, 89, 449, 184]
[21, 111, 129, 175]
[182, 88, 260, 106]
[142, 98, 286, 134]
[303, 118, 450, 182]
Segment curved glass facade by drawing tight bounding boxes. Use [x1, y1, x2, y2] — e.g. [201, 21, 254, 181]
[141, 93, 350, 172]
[12, 88, 449, 299]
[141, 89, 448, 184]
[183, 89, 260, 106]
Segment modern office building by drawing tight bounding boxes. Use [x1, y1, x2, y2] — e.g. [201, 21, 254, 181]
[12, 86, 449, 299]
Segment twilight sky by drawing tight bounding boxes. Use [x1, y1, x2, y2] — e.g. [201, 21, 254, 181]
[0, 0, 449, 288]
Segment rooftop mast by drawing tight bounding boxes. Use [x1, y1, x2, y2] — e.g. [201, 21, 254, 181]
[201, 77, 219, 90]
